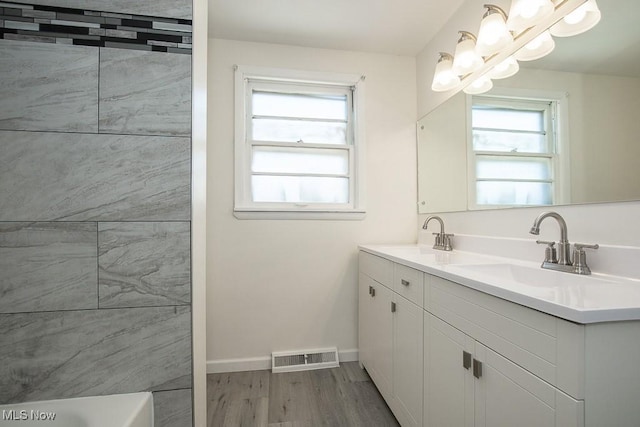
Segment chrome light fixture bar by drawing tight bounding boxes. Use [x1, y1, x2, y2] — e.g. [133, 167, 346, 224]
[430, 0, 597, 95]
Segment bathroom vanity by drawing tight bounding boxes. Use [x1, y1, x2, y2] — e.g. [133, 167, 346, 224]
[358, 245, 640, 427]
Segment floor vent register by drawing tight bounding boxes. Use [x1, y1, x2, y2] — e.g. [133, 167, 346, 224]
[271, 347, 339, 373]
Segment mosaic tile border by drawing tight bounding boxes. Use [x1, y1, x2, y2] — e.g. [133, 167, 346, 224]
[0, 1, 192, 54]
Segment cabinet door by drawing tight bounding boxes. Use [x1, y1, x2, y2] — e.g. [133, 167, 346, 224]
[424, 314, 474, 427]
[368, 278, 394, 402]
[392, 296, 423, 427]
[474, 343, 563, 427]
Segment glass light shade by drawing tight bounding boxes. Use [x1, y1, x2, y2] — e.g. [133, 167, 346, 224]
[550, 0, 601, 37]
[452, 31, 484, 76]
[476, 5, 513, 57]
[488, 56, 520, 79]
[507, 0, 555, 32]
[463, 76, 494, 95]
[431, 52, 461, 92]
[514, 30, 556, 61]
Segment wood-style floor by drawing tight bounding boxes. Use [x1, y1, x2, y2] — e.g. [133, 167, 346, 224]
[207, 362, 400, 426]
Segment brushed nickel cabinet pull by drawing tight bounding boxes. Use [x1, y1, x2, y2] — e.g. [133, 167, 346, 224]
[473, 359, 483, 379]
[463, 351, 472, 370]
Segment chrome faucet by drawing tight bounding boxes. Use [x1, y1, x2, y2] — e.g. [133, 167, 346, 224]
[530, 211, 571, 265]
[422, 215, 453, 251]
[529, 211, 598, 275]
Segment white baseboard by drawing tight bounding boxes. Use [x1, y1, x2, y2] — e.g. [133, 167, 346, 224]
[206, 349, 359, 374]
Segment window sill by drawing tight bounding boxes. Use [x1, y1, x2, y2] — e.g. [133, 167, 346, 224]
[233, 208, 366, 221]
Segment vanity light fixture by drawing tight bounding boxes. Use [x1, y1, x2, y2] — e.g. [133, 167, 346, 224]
[550, 0, 601, 37]
[430, 0, 601, 94]
[431, 52, 461, 92]
[476, 5, 513, 57]
[463, 75, 493, 95]
[451, 31, 485, 76]
[488, 56, 520, 79]
[506, 0, 555, 32]
[514, 30, 555, 61]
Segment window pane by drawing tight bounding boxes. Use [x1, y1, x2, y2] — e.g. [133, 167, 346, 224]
[473, 130, 547, 153]
[252, 118, 347, 144]
[253, 91, 347, 120]
[252, 175, 349, 203]
[476, 181, 552, 205]
[472, 107, 544, 132]
[476, 156, 551, 180]
[252, 146, 349, 175]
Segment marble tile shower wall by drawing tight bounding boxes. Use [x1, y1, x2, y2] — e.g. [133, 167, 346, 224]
[0, 1, 193, 426]
[0, 1, 192, 51]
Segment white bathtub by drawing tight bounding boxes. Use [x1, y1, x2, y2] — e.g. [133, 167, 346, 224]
[0, 392, 153, 427]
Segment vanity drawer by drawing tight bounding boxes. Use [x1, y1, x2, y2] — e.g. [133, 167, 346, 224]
[393, 263, 424, 308]
[359, 251, 393, 289]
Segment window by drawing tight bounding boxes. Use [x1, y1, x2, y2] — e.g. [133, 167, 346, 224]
[468, 93, 569, 208]
[234, 66, 365, 219]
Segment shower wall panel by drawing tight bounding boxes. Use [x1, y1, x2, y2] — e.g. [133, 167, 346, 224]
[0, 2, 194, 425]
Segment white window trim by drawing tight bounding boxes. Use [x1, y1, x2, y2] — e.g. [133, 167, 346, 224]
[234, 65, 366, 220]
[465, 88, 571, 210]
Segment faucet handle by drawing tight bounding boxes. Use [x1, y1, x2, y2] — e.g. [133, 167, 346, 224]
[536, 240, 557, 263]
[443, 234, 454, 251]
[432, 232, 443, 249]
[573, 243, 599, 275]
[574, 243, 599, 251]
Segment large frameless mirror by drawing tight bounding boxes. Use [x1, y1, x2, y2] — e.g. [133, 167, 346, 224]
[418, 0, 640, 213]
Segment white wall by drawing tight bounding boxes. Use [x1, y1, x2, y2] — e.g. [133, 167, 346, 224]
[206, 39, 417, 370]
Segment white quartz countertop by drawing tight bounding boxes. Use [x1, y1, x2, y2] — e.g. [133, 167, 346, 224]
[360, 244, 640, 324]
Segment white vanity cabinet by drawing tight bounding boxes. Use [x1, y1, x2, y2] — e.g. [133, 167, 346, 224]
[360, 246, 640, 427]
[359, 251, 424, 427]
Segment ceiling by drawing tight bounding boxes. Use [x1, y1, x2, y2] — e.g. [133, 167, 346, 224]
[208, 0, 640, 77]
[208, 0, 465, 56]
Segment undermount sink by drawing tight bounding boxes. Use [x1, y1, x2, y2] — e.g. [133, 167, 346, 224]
[384, 246, 495, 266]
[448, 262, 640, 311]
[450, 263, 616, 288]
